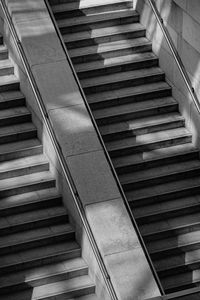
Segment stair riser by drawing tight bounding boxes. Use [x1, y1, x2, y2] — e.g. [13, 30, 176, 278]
[0, 179, 56, 199]
[0, 162, 49, 181]
[0, 82, 19, 93]
[143, 222, 200, 242]
[0, 145, 43, 163]
[0, 114, 31, 127]
[0, 51, 8, 61]
[0, 196, 62, 217]
[102, 119, 185, 142]
[163, 283, 198, 295]
[108, 135, 192, 158]
[0, 36, 3, 45]
[0, 66, 14, 76]
[40, 285, 95, 300]
[96, 104, 178, 126]
[0, 97, 26, 110]
[60, 15, 140, 34]
[0, 130, 37, 145]
[0, 267, 88, 295]
[0, 248, 81, 275]
[71, 43, 152, 64]
[84, 73, 165, 95]
[89, 87, 172, 110]
[115, 151, 199, 175]
[77, 57, 158, 79]
[55, 2, 133, 19]
[123, 167, 200, 191]
[130, 183, 200, 208]
[0, 214, 68, 236]
[67, 29, 146, 50]
[0, 232, 75, 256]
[158, 261, 200, 278]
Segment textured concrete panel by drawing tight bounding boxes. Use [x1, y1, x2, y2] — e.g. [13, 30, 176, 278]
[187, 0, 200, 24]
[86, 198, 139, 256]
[183, 12, 200, 54]
[66, 150, 120, 206]
[49, 104, 101, 156]
[173, 0, 187, 10]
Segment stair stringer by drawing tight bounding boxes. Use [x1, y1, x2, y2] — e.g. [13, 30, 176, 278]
[0, 1, 161, 299]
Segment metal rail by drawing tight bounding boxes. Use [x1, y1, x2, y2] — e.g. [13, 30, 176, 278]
[0, 1, 118, 300]
[43, 0, 165, 296]
[147, 0, 200, 114]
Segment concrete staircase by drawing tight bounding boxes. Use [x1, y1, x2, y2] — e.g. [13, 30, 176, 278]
[0, 36, 97, 300]
[49, 0, 200, 295]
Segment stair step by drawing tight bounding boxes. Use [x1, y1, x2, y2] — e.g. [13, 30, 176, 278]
[0, 171, 56, 198]
[0, 106, 31, 127]
[76, 52, 158, 79]
[82, 67, 165, 94]
[0, 154, 49, 180]
[141, 211, 200, 241]
[147, 230, 200, 258]
[69, 37, 152, 64]
[120, 159, 200, 190]
[0, 138, 43, 162]
[58, 10, 139, 34]
[0, 35, 3, 45]
[128, 176, 200, 208]
[0, 188, 62, 217]
[0, 223, 74, 255]
[0, 90, 25, 109]
[94, 97, 178, 125]
[0, 206, 68, 235]
[53, 0, 133, 19]
[0, 59, 14, 76]
[0, 45, 8, 60]
[106, 127, 191, 158]
[100, 112, 184, 141]
[0, 74, 19, 92]
[87, 81, 172, 110]
[0, 257, 88, 294]
[0, 241, 81, 274]
[0, 122, 37, 144]
[65, 22, 145, 49]
[113, 143, 198, 174]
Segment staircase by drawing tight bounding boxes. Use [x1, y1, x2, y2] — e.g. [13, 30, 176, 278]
[49, 0, 200, 295]
[0, 36, 97, 300]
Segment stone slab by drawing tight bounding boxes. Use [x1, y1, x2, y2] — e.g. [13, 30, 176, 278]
[66, 150, 120, 206]
[32, 61, 83, 111]
[49, 104, 101, 156]
[86, 198, 139, 256]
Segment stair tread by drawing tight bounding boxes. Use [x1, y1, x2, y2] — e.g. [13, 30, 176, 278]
[94, 97, 177, 119]
[162, 269, 200, 289]
[0, 188, 61, 212]
[0, 90, 24, 102]
[0, 122, 36, 136]
[65, 22, 144, 43]
[81, 67, 164, 88]
[0, 206, 67, 231]
[127, 175, 200, 202]
[58, 9, 138, 28]
[0, 240, 80, 268]
[106, 127, 189, 151]
[31, 275, 94, 300]
[69, 37, 150, 58]
[52, 0, 132, 13]
[120, 159, 200, 185]
[0, 257, 87, 288]
[0, 170, 54, 192]
[87, 81, 171, 104]
[0, 223, 73, 249]
[0, 138, 41, 154]
[0, 74, 19, 86]
[100, 112, 184, 136]
[0, 59, 13, 69]
[0, 44, 7, 53]
[113, 143, 197, 169]
[141, 211, 200, 236]
[0, 106, 30, 119]
[76, 52, 157, 74]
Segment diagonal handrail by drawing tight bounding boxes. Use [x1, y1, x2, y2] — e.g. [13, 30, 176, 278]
[0, 1, 119, 299]
[43, 0, 165, 296]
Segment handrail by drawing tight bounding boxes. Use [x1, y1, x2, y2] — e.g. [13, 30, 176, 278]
[0, 1, 118, 300]
[43, 0, 165, 296]
[147, 0, 200, 114]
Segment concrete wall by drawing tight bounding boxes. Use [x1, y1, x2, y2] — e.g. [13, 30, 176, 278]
[135, 0, 200, 148]
[0, 0, 160, 299]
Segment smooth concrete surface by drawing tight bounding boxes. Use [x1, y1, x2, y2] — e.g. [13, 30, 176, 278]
[0, 0, 161, 299]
